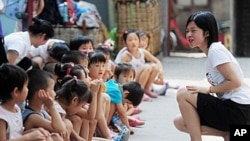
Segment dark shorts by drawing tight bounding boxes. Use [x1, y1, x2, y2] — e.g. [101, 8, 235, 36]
[197, 93, 250, 131]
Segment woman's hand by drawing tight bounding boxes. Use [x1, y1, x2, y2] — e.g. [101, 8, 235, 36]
[186, 85, 210, 94]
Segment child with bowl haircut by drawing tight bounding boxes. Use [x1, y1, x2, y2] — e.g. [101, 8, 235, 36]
[105, 77, 144, 138]
[69, 35, 94, 55]
[23, 69, 71, 140]
[88, 51, 114, 139]
[113, 63, 144, 127]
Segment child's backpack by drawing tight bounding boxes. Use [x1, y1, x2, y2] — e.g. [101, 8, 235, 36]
[4, 0, 27, 21]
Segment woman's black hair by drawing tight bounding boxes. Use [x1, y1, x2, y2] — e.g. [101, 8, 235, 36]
[28, 17, 54, 40]
[0, 64, 28, 103]
[69, 35, 94, 50]
[88, 51, 106, 67]
[186, 11, 218, 48]
[48, 42, 70, 61]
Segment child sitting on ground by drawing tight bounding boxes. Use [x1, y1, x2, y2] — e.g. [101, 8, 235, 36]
[115, 29, 163, 99]
[138, 31, 179, 95]
[23, 69, 71, 140]
[105, 76, 144, 137]
[113, 63, 145, 127]
[95, 45, 115, 82]
[0, 64, 53, 140]
[69, 35, 94, 55]
[55, 76, 94, 141]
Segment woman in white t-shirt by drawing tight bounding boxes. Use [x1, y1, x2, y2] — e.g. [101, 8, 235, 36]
[4, 17, 54, 64]
[173, 11, 250, 141]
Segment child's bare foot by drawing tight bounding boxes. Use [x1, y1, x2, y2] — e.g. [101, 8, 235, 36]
[145, 90, 158, 98]
[132, 107, 142, 115]
[142, 94, 152, 101]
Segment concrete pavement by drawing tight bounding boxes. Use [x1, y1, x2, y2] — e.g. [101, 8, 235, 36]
[129, 54, 250, 141]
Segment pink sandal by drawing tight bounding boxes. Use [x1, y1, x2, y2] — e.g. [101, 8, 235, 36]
[129, 119, 145, 127]
[132, 107, 142, 115]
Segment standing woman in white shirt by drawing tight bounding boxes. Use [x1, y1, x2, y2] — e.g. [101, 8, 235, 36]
[173, 11, 250, 141]
[4, 17, 54, 64]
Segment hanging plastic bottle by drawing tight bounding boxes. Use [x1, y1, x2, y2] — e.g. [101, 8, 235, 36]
[59, 2, 68, 23]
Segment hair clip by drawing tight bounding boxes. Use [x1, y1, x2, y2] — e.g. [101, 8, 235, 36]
[73, 75, 78, 84]
[66, 67, 72, 75]
[124, 30, 128, 34]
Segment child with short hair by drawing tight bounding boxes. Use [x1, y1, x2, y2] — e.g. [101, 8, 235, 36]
[23, 69, 70, 140]
[54, 64, 113, 141]
[105, 74, 144, 137]
[112, 63, 144, 127]
[0, 64, 52, 140]
[138, 31, 150, 50]
[60, 50, 89, 74]
[88, 51, 114, 139]
[69, 35, 94, 55]
[95, 45, 115, 82]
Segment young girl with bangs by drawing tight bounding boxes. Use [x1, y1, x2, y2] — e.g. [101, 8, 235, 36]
[54, 75, 94, 141]
[114, 29, 164, 99]
[54, 63, 112, 141]
[0, 64, 53, 141]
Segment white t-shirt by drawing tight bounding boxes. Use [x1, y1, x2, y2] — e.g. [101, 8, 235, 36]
[29, 39, 64, 63]
[54, 101, 66, 118]
[206, 42, 250, 104]
[0, 104, 23, 139]
[4, 31, 31, 64]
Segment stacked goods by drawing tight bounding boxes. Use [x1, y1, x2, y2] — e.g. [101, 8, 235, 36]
[114, 0, 162, 55]
[53, 25, 104, 49]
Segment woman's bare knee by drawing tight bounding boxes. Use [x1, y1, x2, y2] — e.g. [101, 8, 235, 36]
[173, 115, 188, 133]
[176, 87, 189, 102]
